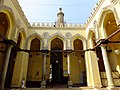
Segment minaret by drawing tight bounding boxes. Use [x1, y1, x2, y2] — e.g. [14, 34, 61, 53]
[56, 7, 65, 27]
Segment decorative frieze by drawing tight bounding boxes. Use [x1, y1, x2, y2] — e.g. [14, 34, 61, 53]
[42, 32, 50, 50]
[42, 32, 50, 39]
[65, 32, 72, 39]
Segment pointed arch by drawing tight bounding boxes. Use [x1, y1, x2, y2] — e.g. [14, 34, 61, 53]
[98, 5, 119, 26]
[26, 33, 43, 50]
[72, 34, 87, 50]
[17, 28, 26, 49]
[87, 29, 96, 49]
[0, 5, 15, 39]
[48, 32, 66, 50]
[98, 5, 119, 39]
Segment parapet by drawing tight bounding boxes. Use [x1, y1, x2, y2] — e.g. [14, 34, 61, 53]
[29, 22, 85, 28]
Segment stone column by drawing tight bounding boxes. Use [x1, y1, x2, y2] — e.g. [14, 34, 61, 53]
[87, 50, 102, 88]
[66, 50, 73, 88]
[11, 51, 29, 88]
[41, 50, 49, 88]
[67, 53, 70, 77]
[84, 51, 91, 87]
[100, 45, 115, 88]
[0, 45, 12, 89]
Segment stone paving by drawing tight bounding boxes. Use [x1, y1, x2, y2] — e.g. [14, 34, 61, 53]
[5, 87, 120, 90]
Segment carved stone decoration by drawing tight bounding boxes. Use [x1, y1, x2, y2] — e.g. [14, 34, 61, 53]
[93, 20, 97, 29]
[0, 0, 4, 5]
[42, 32, 50, 39]
[111, 0, 119, 5]
[65, 32, 72, 39]
[16, 19, 21, 28]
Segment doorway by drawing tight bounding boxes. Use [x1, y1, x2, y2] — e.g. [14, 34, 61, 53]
[50, 48, 63, 83]
[49, 37, 67, 88]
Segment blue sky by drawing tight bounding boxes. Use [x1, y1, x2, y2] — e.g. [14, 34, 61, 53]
[18, 0, 98, 24]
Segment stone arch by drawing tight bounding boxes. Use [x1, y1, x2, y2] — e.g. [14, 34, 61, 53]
[48, 32, 66, 50]
[98, 6, 120, 86]
[0, 5, 15, 39]
[26, 33, 43, 50]
[87, 29, 96, 49]
[98, 5, 119, 39]
[72, 34, 87, 50]
[16, 28, 26, 49]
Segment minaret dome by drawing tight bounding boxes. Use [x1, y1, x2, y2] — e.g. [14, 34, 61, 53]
[56, 7, 65, 27]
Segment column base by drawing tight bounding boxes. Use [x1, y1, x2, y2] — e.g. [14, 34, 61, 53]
[41, 81, 46, 88]
[67, 81, 73, 88]
[93, 85, 102, 89]
[107, 85, 116, 90]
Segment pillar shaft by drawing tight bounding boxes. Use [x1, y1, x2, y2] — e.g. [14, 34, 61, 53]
[84, 51, 91, 87]
[41, 52, 48, 88]
[67, 54, 70, 76]
[101, 45, 115, 88]
[11, 51, 29, 87]
[66, 51, 73, 88]
[87, 50, 102, 88]
[0, 45, 12, 89]
[42, 53, 47, 81]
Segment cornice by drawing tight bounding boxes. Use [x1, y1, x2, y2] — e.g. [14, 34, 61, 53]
[28, 26, 85, 30]
[85, 0, 105, 27]
[11, 0, 30, 27]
